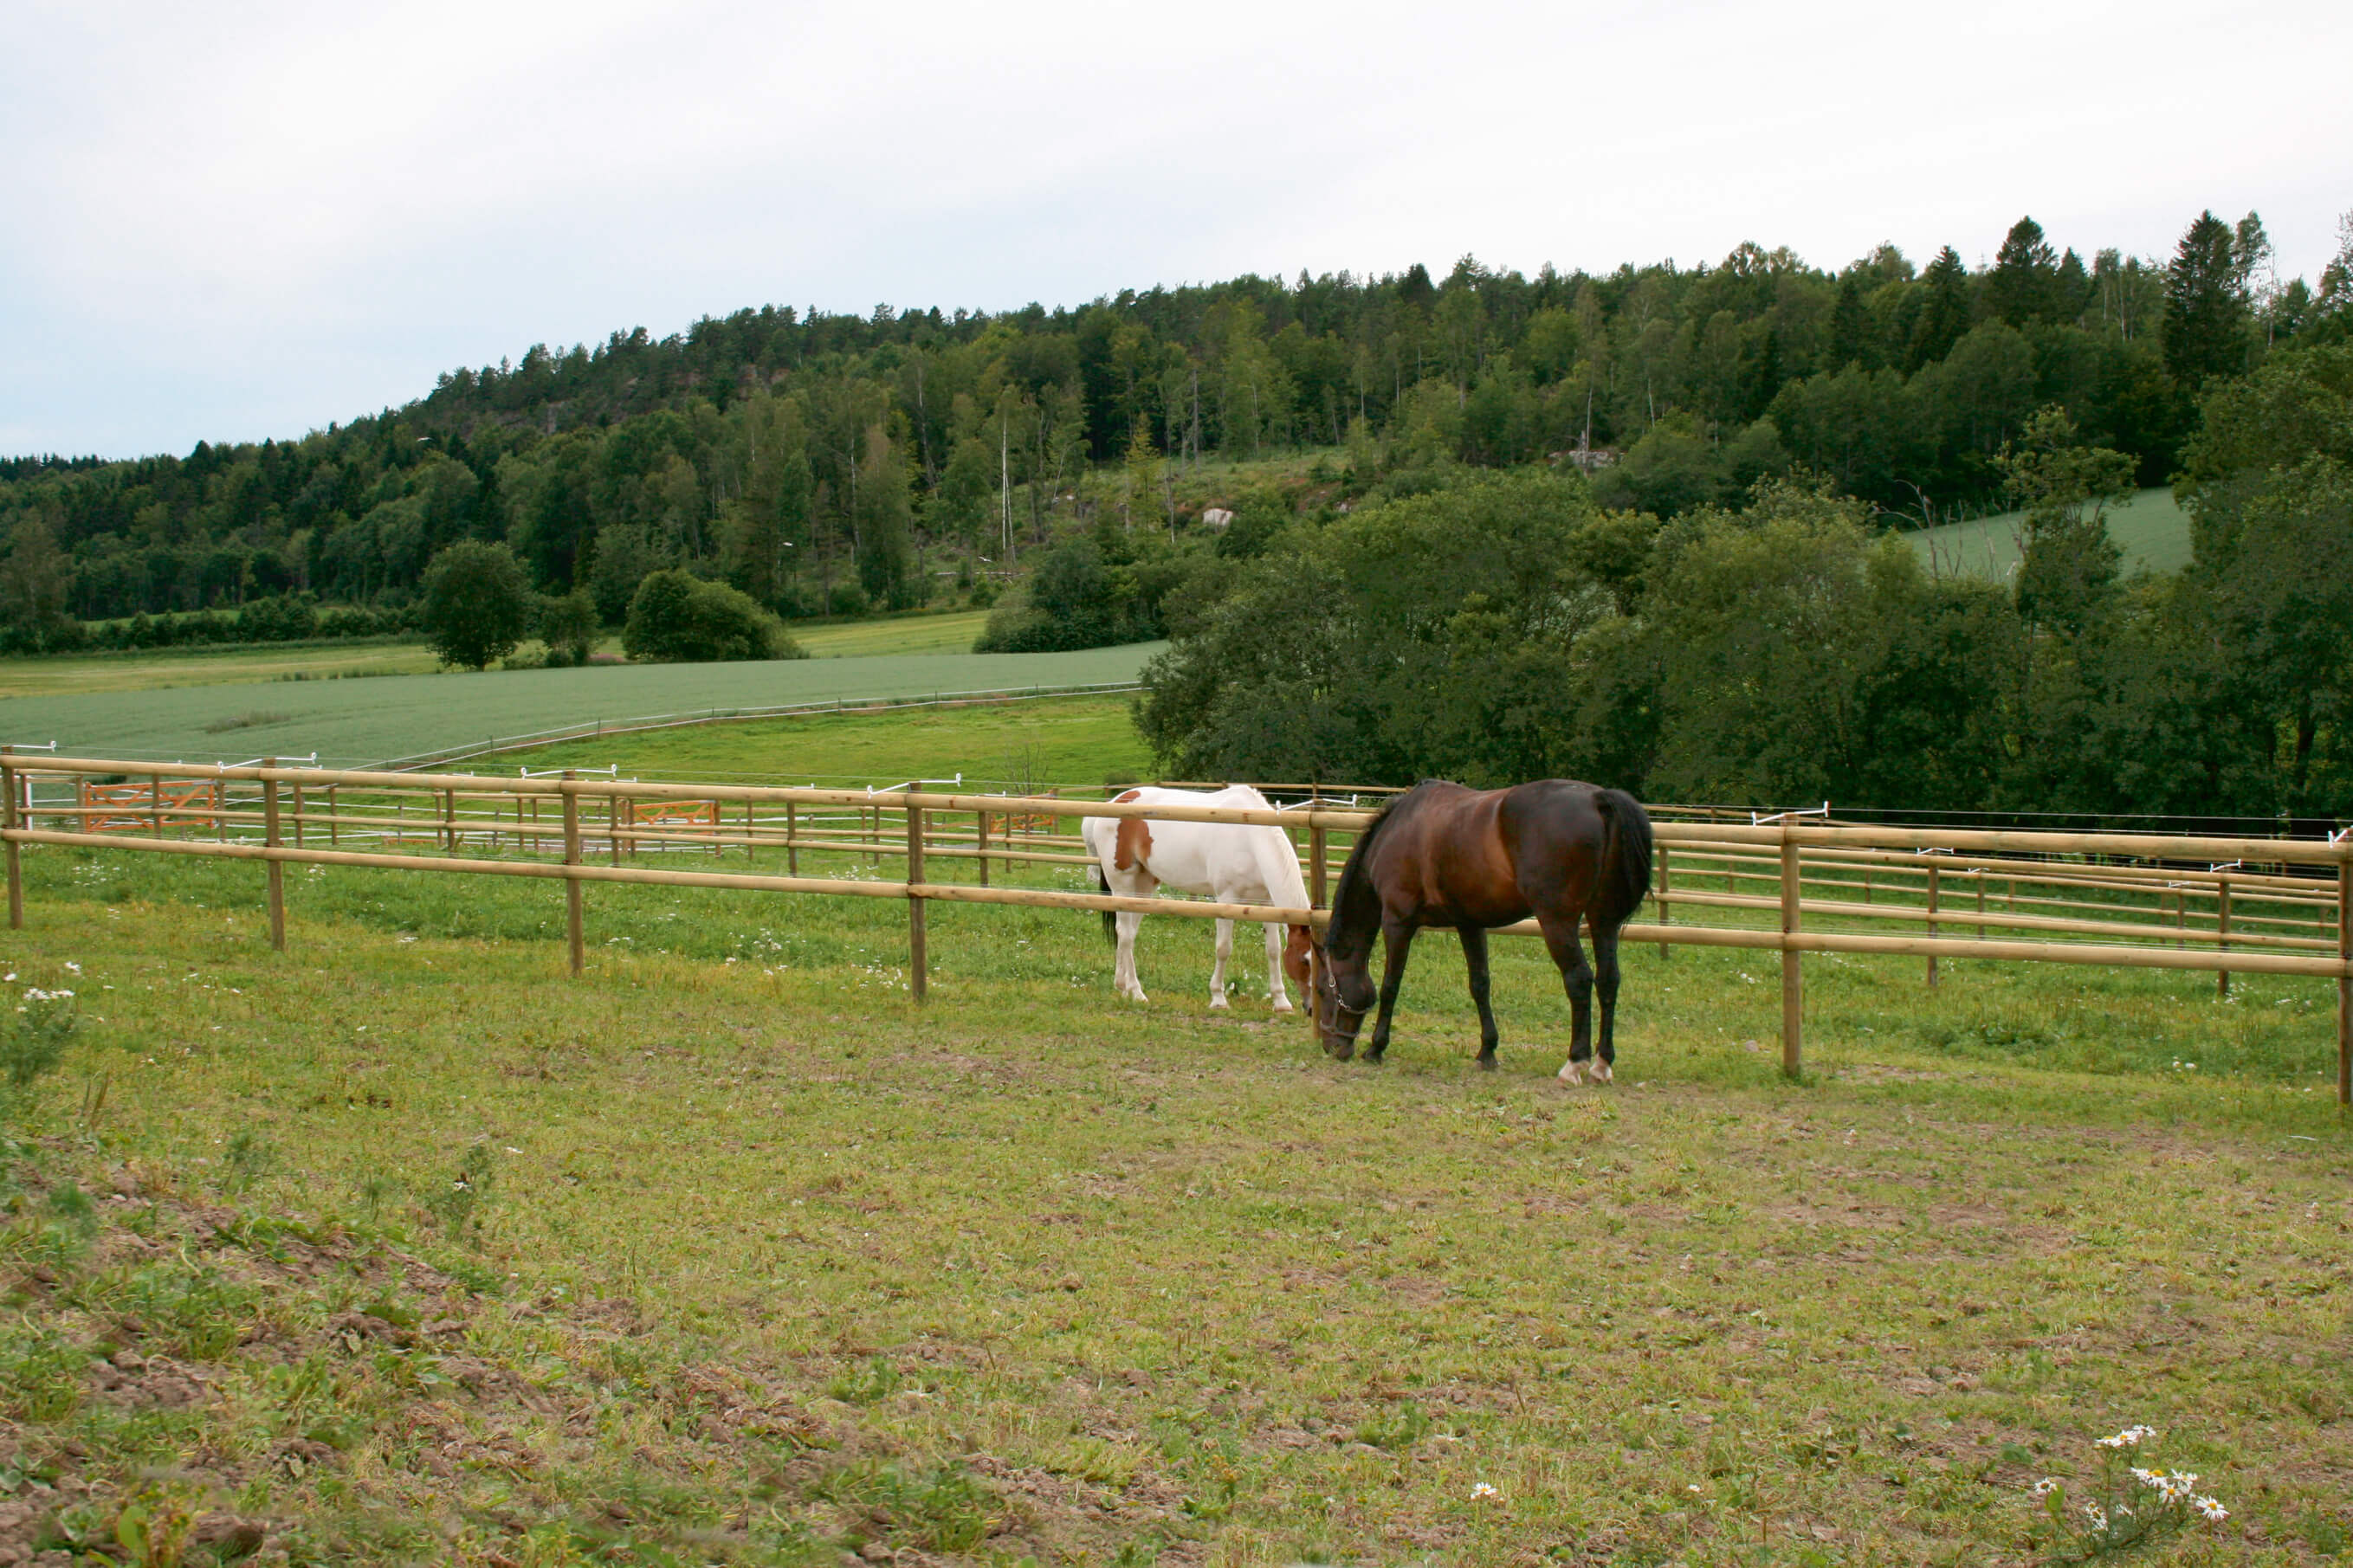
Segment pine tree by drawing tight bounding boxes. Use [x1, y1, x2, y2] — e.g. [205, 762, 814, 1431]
[2163, 210, 2250, 386]
[1827, 274, 1871, 370]
[1988, 217, 2059, 326]
[1905, 248, 1973, 372]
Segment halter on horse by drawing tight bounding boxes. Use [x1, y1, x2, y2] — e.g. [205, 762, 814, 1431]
[1309, 780, 1652, 1081]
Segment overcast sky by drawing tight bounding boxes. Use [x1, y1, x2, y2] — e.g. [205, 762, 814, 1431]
[5, 0, 2349, 460]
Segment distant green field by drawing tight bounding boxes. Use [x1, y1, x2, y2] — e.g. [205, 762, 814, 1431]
[0, 643, 1165, 767]
[1905, 486, 2190, 580]
[511, 691, 1151, 790]
[790, 608, 992, 657]
[0, 609, 993, 702]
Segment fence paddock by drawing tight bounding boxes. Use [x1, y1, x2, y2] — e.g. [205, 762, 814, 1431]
[3, 754, 2348, 1100]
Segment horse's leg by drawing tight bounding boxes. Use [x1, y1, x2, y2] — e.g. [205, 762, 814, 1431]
[1210, 918, 1233, 1009]
[1363, 920, 1417, 1064]
[1459, 925, 1500, 1069]
[1537, 913, 1602, 1084]
[1263, 920, 1294, 1013]
[1590, 916, 1624, 1079]
[1115, 910, 1147, 1002]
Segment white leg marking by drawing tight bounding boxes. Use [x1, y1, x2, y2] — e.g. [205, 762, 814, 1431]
[1210, 918, 1232, 1008]
[1264, 921, 1293, 1012]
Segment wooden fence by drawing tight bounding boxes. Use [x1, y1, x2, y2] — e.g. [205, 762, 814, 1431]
[5, 751, 2348, 1100]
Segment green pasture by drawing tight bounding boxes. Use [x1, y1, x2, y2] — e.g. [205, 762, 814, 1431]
[0, 640, 445, 701]
[0, 809, 2347, 1563]
[0, 643, 1163, 768]
[1905, 487, 2192, 581]
[510, 693, 1153, 790]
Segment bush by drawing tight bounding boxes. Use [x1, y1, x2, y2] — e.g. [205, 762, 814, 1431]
[419, 540, 534, 671]
[536, 587, 600, 665]
[623, 570, 805, 662]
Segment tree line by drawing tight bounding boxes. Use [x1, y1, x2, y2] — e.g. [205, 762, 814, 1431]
[3, 207, 2348, 651]
[1135, 339, 2353, 825]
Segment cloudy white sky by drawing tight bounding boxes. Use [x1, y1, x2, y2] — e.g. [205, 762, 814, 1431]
[5, 0, 2349, 459]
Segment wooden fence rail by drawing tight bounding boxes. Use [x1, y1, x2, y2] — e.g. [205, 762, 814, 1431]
[5, 752, 2348, 1100]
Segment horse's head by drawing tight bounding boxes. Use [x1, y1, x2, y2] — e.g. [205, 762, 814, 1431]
[1309, 940, 1374, 1060]
[1281, 924, 1315, 1011]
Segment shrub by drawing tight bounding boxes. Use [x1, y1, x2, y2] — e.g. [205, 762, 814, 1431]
[623, 570, 805, 662]
[536, 587, 600, 666]
[419, 541, 533, 671]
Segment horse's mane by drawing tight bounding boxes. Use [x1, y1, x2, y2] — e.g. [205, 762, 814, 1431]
[1323, 781, 1447, 959]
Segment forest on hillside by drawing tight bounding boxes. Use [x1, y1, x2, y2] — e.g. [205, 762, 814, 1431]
[3, 208, 2349, 652]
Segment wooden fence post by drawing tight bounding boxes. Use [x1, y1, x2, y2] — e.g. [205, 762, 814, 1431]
[786, 802, 798, 876]
[2216, 876, 2231, 999]
[263, 759, 286, 952]
[1780, 826, 1801, 1078]
[563, 771, 584, 978]
[744, 800, 755, 861]
[443, 787, 456, 853]
[291, 781, 305, 849]
[1925, 861, 1940, 988]
[1309, 822, 1328, 908]
[975, 808, 989, 887]
[611, 796, 624, 866]
[906, 805, 928, 1002]
[2337, 854, 2350, 1108]
[1656, 842, 1672, 958]
[2, 747, 20, 931]
[326, 784, 338, 848]
[149, 773, 163, 839]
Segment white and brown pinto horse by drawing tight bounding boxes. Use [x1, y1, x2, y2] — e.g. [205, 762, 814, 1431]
[1083, 785, 1315, 1012]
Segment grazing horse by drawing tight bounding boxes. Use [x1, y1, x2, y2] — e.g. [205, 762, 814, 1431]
[1309, 780, 1652, 1081]
[1084, 785, 1315, 1013]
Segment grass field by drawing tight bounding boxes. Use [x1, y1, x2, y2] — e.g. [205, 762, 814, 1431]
[503, 693, 1152, 790]
[1906, 488, 2191, 582]
[0, 799, 2348, 1565]
[0, 610, 996, 707]
[792, 611, 993, 659]
[0, 643, 1163, 769]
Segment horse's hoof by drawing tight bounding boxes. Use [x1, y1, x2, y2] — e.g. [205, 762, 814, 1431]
[1475, 1055, 1497, 1072]
[1556, 1059, 1587, 1084]
[1271, 1000, 1295, 1015]
[1591, 1060, 1613, 1086]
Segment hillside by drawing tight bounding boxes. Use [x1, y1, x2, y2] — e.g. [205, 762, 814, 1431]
[1904, 486, 2191, 579]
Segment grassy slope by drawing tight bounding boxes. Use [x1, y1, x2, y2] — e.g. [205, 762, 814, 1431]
[0, 642, 446, 701]
[0, 611, 992, 706]
[509, 693, 1153, 791]
[0, 644, 1164, 768]
[0, 826, 2347, 1563]
[1906, 487, 2190, 581]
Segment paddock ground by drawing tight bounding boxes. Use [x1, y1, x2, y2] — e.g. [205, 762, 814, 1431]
[0, 834, 2347, 1566]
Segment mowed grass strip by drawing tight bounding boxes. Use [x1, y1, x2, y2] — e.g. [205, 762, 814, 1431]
[0, 644, 1163, 767]
[3, 838, 2349, 1565]
[506, 693, 1154, 789]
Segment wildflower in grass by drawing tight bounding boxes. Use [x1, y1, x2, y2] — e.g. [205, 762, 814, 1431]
[2033, 1478, 2059, 1497]
[2195, 1495, 2227, 1522]
[1470, 1481, 1498, 1500]
[2085, 1504, 2107, 1531]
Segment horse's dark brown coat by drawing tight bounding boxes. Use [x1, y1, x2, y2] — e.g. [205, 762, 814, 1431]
[1313, 779, 1652, 1074]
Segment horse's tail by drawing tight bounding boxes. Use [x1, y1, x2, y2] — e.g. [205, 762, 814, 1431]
[1593, 787, 1654, 928]
[1092, 862, 1116, 943]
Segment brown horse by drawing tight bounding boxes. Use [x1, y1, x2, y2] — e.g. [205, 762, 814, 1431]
[1309, 780, 1652, 1081]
